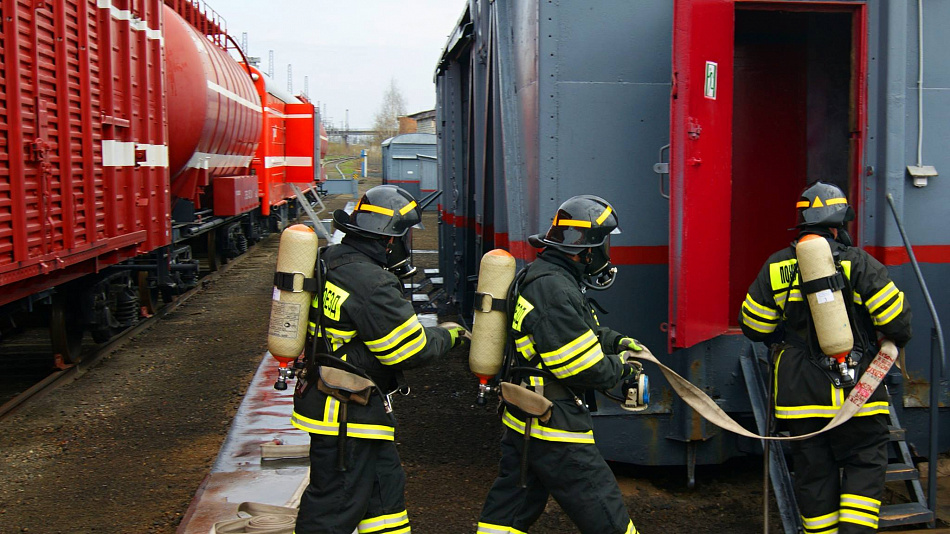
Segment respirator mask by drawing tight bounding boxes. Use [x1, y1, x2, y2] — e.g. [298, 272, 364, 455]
[386, 235, 416, 279]
[581, 239, 617, 290]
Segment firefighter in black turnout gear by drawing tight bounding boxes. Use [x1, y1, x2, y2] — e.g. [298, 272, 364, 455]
[292, 185, 468, 534]
[740, 182, 912, 533]
[477, 195, 641, 534]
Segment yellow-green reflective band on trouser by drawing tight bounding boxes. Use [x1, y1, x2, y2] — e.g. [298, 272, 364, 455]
[839, 508, 878, 529]
[476, 522, 527, 534]
[801, 511, 838, 534]
[625, 519, 638, 534]
[501, 409, 594, 444]
[290, 411, 395, 440]
[358, 510, 410, 533]
[840, 493, 880, 530]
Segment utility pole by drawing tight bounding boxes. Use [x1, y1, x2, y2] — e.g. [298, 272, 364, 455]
[287, 64, 293, 93]
[303, 76, 309, 97]
[345, 109, 349, 147]
[268, 50, 274, 78]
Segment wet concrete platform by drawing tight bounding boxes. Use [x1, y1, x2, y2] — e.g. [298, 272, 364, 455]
[177, 353, 309, 533]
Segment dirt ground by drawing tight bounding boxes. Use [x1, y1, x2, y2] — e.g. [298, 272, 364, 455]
[0, 169, 944, 534]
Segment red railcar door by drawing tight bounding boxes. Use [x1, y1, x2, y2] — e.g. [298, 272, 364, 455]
[668, 0, 735, 350]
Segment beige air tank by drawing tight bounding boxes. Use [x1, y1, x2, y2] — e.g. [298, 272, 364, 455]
[268, 224, 319, 365]
[796, 233, 853, 359]
[469, 249, 516, 380]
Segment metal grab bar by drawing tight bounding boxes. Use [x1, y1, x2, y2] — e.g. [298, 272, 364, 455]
[884, 192, 945, 519]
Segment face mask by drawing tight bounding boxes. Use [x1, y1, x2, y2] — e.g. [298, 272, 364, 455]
[581, 241, 617, 290]
[386, 236, 417, 279]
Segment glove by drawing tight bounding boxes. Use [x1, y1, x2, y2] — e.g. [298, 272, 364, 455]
[438, 321, 471, 349]
[617, 337, 646, 352]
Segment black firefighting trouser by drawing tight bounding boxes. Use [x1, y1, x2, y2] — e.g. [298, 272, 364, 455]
[295, 434, 409, 534]
[787, 414, 889, 533]
[478, 429, 636, 534]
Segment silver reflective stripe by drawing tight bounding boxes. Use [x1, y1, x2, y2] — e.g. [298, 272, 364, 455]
[376, 330, 426, 365]
[365, 316, 422, 351]
[840, 493, 881, 512]
[549, 345, 604, 378]
[358, 510, 409, 533]
[839, 509, 878, 529]
[290, 412, 395, 441]
[501, 410, 595, 444]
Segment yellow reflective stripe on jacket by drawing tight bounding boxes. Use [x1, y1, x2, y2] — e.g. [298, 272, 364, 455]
[365, 315, 427, 365]
[774, 289, 804, 310]
[774, 400, 889, 419]
[358, 510, 410, 533]
[866, 282, 898, 313]
[538, 329, 604, 379]
[324, 396, 340, 423]
[501, 409, 595, 443]
[743, 294, 779, 320]
[515, 335, 538, 361]
[801, 510, 838, 534]
[365, 315, 423, 351]
[741, 293, 781, 333]
[540, 329, 598, 366]
[290, 410, 395, 440]
[872, 291, 904, 326]
[624, 520, 639, 534]
[476, 522, 527, 534]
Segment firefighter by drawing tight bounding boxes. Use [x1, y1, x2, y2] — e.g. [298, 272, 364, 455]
[739, 181, 912, 533]
[291, 184, 469, 534]
[477, 195, 641, 534]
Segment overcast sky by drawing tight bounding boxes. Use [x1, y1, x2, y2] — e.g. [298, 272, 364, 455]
[220, 0, 467, 129]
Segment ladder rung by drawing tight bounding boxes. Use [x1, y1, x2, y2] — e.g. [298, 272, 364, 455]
[885, 462, 920, 481]
[888, 425, 906, 441]
[878, 502, 934, 529]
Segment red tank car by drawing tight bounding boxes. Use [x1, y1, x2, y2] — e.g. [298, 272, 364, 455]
[0, 0, 325, 363]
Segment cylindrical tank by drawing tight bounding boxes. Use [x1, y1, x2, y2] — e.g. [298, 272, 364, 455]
[163, 5, 262, 191]
[796, 233, 853, 359]
[470, 249, 517, 380]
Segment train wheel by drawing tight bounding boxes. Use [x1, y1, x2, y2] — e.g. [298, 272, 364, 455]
[50, 293, 84, 365]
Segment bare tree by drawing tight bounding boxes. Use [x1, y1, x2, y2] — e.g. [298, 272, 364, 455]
[372, 78, 407, 146]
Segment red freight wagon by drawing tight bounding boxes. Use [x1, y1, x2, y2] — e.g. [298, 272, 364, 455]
[0, 0, 325, 363]
[0, 0, 168, 307]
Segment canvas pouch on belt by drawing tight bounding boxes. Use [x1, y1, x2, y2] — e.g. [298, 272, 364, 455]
[500, 382, 553, 423]
[316, 366, 375, 405]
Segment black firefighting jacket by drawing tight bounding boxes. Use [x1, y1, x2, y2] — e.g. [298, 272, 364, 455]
[739, 234, 912, 420]
[291, 238, 453, 441]
[503, 250, 628, 444]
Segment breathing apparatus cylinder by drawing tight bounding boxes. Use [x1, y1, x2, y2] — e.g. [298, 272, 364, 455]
[795, 234, 853, 365]
[469, 249, 516, 404]
[267, 224, 319, 390]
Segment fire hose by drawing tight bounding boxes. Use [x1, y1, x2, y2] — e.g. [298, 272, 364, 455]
[623, 339, 898, 441]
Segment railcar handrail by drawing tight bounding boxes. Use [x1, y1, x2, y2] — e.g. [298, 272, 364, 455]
[884, 192, 944, 519]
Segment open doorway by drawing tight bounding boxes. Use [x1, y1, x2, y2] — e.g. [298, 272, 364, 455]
[728, 5, 862, 326]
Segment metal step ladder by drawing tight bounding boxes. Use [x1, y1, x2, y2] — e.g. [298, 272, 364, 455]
[879, 404, 934, 529]
[741, 343, 936, 532]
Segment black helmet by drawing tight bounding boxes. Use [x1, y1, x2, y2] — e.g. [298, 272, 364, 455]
[529, 195, 621, 290]
[796, 181, 855, 228]
[333, 185, 421, 238]
[528, 195, 619, 252]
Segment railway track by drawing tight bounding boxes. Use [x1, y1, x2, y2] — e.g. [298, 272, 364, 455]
[0, 236, 271, 423]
